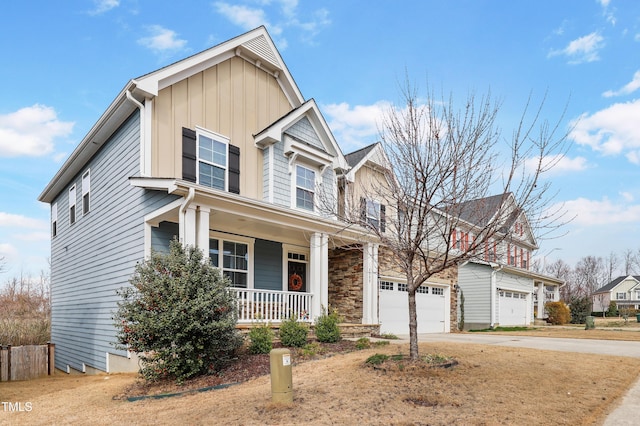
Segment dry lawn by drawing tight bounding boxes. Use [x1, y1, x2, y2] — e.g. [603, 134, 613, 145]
[2, 341, 640, 425]
[483, 317, 640, 341]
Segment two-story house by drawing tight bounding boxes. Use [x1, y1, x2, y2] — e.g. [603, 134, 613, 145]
[593, 276, 640, 313]
[454, 193, 563, 330]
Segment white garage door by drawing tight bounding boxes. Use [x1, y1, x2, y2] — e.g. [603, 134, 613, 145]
[379, 281, 448, 334]
[499, 290, 528, 326]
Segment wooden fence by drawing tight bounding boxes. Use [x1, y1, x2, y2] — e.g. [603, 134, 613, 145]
[0, 343, 55, 381]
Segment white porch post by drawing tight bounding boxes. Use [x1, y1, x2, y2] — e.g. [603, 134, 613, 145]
[196, 206, 210, 255]
[180, 205, 197, 247]
[553, 285, 560, 302]
[537, 282, 545, 318]
[310, 232, 328, 320]
[362, 243, 379, 324]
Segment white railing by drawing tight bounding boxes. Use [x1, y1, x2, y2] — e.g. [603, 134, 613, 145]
[230, 288, 313, 323]
[545, 291, 556, 302]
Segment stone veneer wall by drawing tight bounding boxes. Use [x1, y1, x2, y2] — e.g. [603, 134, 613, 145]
[327, 246, 363, 324]
[378, 246, 460, 332]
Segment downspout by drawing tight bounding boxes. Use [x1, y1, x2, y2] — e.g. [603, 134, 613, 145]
[125, 90, 146, 176]
[490, 264, 503, 328]
[179, 187, 195, 244]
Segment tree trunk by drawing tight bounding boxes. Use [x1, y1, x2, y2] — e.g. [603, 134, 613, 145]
[408, 289, 419, 360]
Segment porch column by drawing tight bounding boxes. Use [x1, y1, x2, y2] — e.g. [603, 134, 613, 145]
[310, 232, 329, 320]
[362, 243, 379, 324]
[553, 285, 560, 302]
[537, 282, 545, 318]
[196, 206, 210, 256]
[180, 205, 197, 247]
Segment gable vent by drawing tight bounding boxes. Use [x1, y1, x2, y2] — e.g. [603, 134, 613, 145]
[242, 35, 280, 68]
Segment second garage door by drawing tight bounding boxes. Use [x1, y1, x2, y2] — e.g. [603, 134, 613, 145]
[498, 290, 528, 326]
[379, 280, 449, 335]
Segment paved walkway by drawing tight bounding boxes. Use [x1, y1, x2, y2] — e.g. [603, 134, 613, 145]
[391, 333, 640, 425]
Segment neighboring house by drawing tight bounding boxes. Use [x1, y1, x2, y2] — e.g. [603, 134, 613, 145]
[593, 276, 640, 312]
[38, 27, 414, 375]
[455, 194, 563, 330]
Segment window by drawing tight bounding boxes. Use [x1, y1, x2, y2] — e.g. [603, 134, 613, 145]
[398, 283, 408, 292]
[287, 252, 307, 292]
[635, 291, 640, 300]
[68, 185, 76, 225]
[198, 132, 228, 191]
[431, 287, 444, 296]
[295, 165, 315, 211]
[379, 281, 394, 291]
[616, 292, 627, 300]
[51, 203, 58, 237]
[209, 239, 248, 288]
[416, 285, 429, 294]
[82, 170, 90, 215]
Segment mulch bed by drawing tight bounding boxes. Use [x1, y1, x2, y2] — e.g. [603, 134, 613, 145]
[116, 340, 360, 400]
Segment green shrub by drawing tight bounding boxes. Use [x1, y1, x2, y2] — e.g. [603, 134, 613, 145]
[301, 342, 322, 357]
[356, 337, 371, 350]
[314, 307, 341, 343]
[378, 332, 399, 340]
[113, 240, 242, 383]
[608, 301, 618, 317]
[569, 295, 592, 324]
[279, 314, 309, 347]
[365, 353, 389, 365]
[373, 340, 390, 347]
[248, 322, 273, 354]
[545, 301, 571, 325]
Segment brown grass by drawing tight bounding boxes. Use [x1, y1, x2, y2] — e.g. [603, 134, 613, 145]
[2, 341, 639, 425]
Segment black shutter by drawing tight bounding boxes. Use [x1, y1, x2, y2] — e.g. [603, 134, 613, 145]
[380, 204, 386, 233]
[228, 145, 240, 194]
[182, 127, 197, 183]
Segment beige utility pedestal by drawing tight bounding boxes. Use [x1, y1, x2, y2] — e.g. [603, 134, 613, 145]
[270, 348, 293, 403]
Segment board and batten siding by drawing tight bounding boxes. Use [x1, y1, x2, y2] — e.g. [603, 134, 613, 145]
[458, 263, 492, 328]
[50, 112, 179, 373]
[152, 56, 292, 200]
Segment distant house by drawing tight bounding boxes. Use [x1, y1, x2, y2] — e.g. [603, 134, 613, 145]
[592, 276, 640, 312]
[455, 194, 563, 330]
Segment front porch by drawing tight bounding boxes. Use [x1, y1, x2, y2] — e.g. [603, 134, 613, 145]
[533, 282, 561, 320]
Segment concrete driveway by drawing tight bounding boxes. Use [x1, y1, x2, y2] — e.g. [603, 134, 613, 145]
[394, 333, 640, 425]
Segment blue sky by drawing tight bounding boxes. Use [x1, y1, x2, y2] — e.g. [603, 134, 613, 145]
[1, 0, 639, 277]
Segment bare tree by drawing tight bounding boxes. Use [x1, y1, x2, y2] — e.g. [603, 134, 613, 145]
[0, 256, 5, 274]
[544, 259, 573, 301]
[622, 249, 637, 276]
[604, 251, 619, 284]
[343, 81, 569, 360]
[574, 256, 606, 296]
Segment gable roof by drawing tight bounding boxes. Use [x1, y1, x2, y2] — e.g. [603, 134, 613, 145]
[345, 143, 378, 168]
[344, 142, 391, 183]
[39, 26, 301, 204]
[594, 275, 640, 294]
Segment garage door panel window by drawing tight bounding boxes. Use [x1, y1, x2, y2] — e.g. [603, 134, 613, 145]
[398, 283, 408, 292]
[431, 287, 444, 296]
[416, 286, 428, 294]
[379, 281, 394, 291]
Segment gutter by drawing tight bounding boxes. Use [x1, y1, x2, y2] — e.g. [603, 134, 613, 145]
[125, 90, 146, 176]
[179, 187, 196, 243]
[490, 264, 503, 328]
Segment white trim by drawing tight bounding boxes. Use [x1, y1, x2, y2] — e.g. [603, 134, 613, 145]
[142, 97, 152, 176]
[268, 145, 274, 203]
[81, 169, 90, 215]
[68, 184, 76, 225]
[292, 163, 317, 213]
[51, 203, 58, 237]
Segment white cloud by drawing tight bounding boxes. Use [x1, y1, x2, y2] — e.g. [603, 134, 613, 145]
[88, 0, 119, 15]
[557, 197, 640, 226]
[603, 70, 640, 97]
[0, 243, 18, 259]
[138, 25, 187, 55]
[11, 232, 50, 242]
[0, 105, 74, 157]
[322, 101, 390, 150]
[548, 32, 604, 64]
[213, 0, 330, 49]
[0, 212, 48, 230]
[598, 0, 611, 6]
[525, 155, 589, 176]
[569, 99, 640, 158]
[620, 191, 634, 202]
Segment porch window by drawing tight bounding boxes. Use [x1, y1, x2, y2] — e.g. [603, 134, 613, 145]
[198, 131, 228, 191]
[209, 239, 248, 288]
[287, 252, 307, 292]
[616, 292, 627, 300]
[295, 165, 315, 211]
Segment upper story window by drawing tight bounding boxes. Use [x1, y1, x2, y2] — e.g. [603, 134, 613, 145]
[616, 292, 627, 300]
[51, 203, 58, 238]
[361, 198, 386, 232]
[82, 170, 90, 215]
[68, 185, 76, 225]
[295, 164, 315, 211]
[198, 131, 228, 191]
[182, 127, 240, 194]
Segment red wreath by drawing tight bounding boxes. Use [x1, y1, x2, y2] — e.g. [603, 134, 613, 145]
[288, 273, 303, 291]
